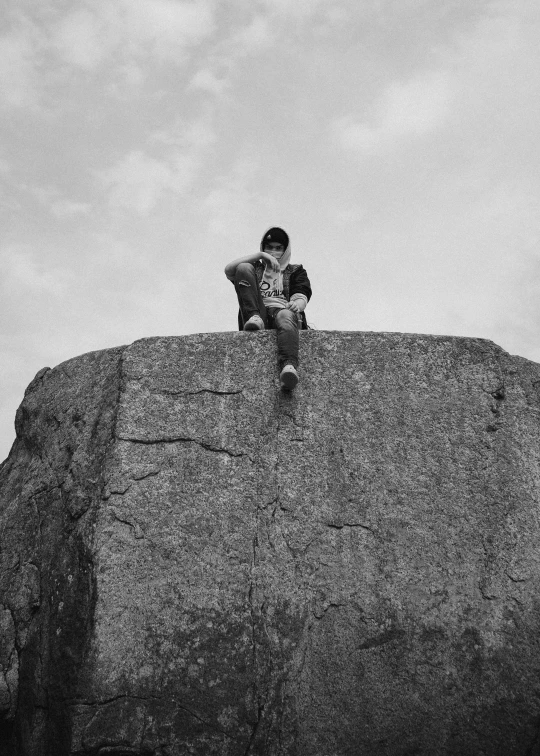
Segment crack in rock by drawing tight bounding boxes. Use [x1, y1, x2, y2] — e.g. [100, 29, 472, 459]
[172, 702, 234, 739]
[154, 388, 244, 398]
[324, 521, 374, 533]
[68, 694, 155, 706]
[104, 471, 162, 500]
[505, 570, 528, 584]
[312, 601, 346, 619]
[357, 627, 405, 650]
[117, 435, 244, 459]
[111, 511, 144, 539]
[70, 695, 232, 740]
[479, 586, 500, 601]
[243, 699, 265, 756]
[132, 470, 161, 482]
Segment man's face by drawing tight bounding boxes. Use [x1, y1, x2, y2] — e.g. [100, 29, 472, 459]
[264, 242, 285, 258]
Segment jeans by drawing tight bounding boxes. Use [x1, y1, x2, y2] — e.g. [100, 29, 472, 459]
[234, 262, 300, 369]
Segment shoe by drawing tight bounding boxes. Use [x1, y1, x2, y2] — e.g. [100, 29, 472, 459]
[280, 364, 299, 390]
[244, 315, 265, 331]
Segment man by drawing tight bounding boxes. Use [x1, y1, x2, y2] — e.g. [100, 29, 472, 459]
[224, 227, 312, 390]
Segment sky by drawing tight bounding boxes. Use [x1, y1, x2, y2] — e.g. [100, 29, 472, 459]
[1, 0, 540, 461]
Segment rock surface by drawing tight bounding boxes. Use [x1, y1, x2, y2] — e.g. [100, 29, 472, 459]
[2, 331, 540, 755]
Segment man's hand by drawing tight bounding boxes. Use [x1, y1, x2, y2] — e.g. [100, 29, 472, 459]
[262, 252, 280, 273]
[286, 300, 300, 313]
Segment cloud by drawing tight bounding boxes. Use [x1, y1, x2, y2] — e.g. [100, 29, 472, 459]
[122, 0, 215, 62]
[0, 165, 20, 212]
[189, 68, 230, 96]
[333, 2, 540, 160]
[53, 8, 110, 70]
[2, 245, 72, 296]
[18, 184, 92, 218]
[257, 0, 335, 19]
[202, 156, 261, 236]
[51, 0, 215, 69]
[450, 8, 540, 133]
[99, 149, 199, 214]
[0, 27, 42, 108]
[97, 109, 216, 214]
[150, 111, 216, 149]
[188, 15, 272, 100]
[115, 60, 146, 89]
[50, 200, 92, 219]
[0, 0, 216, 108]
[333, 69, 453, 155]
[230, 15, 273, 49]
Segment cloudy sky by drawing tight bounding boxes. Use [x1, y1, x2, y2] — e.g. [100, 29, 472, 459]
[1, 0, 539, 461]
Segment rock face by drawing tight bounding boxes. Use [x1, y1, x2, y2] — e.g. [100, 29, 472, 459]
[2, 331, 540, 756]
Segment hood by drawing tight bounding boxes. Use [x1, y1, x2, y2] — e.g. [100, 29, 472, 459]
[260, 227, 291, 270]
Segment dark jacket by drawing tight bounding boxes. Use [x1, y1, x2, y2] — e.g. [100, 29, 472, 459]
[237, 260, 312, 330]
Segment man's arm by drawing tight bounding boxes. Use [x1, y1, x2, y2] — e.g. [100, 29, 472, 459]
[286, 266, 311, 313]
[286, 294, 308, 313]
[224, 252, 279, 281]
[289, 265, 312, 301]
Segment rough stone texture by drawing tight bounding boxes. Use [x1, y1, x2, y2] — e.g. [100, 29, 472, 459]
[2, 331, 540, 756]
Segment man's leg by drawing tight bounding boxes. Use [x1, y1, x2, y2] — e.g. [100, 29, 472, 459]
[274, 309, 299, 370]
[234, 263, 267, 328]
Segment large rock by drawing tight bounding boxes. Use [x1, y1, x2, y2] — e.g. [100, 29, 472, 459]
[2, 331, 540, 756]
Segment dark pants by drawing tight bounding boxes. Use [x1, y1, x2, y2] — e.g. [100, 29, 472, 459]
[234, 262, 300, 369]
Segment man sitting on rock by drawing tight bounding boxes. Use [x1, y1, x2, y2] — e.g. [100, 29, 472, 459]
[224, 226, 312, 390]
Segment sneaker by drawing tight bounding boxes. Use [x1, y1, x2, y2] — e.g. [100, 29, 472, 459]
[244, 315, 265, 331]
[280, 364, 299, 390]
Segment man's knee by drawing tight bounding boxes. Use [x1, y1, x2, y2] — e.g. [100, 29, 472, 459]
[275, 309, 298, 328]
[235, 262, 255, 285]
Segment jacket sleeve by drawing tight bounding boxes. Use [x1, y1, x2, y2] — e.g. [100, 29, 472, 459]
[289, 265, 312, 302]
